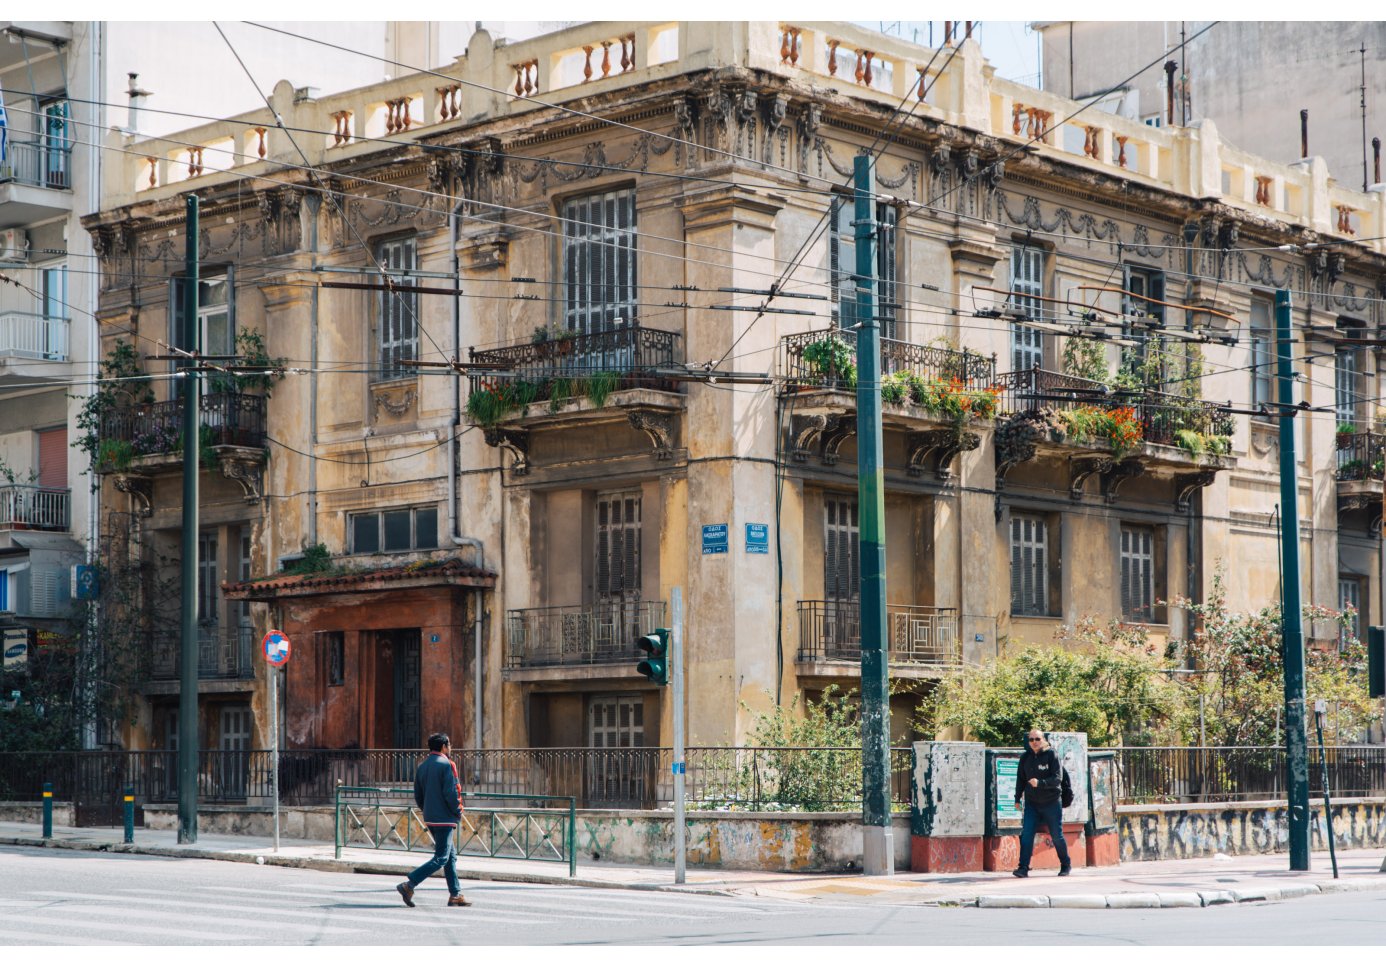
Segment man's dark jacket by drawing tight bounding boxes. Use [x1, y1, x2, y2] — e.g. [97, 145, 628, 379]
[414, 753, 463, 826]
[1014, 747, 1072, 807]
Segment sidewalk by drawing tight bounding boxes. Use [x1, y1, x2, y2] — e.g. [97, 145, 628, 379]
[4, 820, 1386, 910]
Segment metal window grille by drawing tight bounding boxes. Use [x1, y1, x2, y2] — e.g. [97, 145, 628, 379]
[1010, 245, 1044, 371]
[563, 189, 637, 335]
[830, 198, 897, 338]
[1250, 298, 1274, 410]
[824, 497, 859, 602]
[1119, 525, 1154, 621]
[1010, 513, 1048, 616]
[376, 237, 418, 379]
[595, 492, 641, 602]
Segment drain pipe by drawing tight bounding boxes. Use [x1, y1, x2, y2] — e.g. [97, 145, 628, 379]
[447, 200, 486, 751]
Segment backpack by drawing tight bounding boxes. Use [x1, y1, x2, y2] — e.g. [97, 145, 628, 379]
[1060, 766, 1074, 808]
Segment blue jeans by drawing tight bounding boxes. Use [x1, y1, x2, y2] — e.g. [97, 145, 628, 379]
[1018, 799, 1070, 871]
[407, 825, 460, 896]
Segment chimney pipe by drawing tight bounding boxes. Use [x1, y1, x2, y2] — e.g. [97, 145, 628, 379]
[1164, 61, 1178, 125]
[126, 72, 151, 136]
[1374, 137, 1380, 185]
[944, 22, 953, 46]
[1301, 110, 1309, 159]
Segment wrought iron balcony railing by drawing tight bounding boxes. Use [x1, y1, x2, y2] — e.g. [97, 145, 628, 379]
[0, 485, 70, 531]
[505, 600, 666, 669]
[995, 366, 1108, 415]
[796, 600, 962, 667]
[1336, 432, 1386, 482]
[778, 329, 996, 392]
[0, 141, 72, 190]
[99, 391, 267, 457]
[468, 322, 682, 396]
[147, 627, 256, 681]
[0, 312, 69, 361]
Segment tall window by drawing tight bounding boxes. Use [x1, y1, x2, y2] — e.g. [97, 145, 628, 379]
[238, 533, 252, 628]
[824, 496, 860, 601]
[1336, 337, 1361, 428]
[1250, 297, 1274, 414]
[1010, 245, 1044, 371]
[40, 263, 68, 359]
[41, 97, 71, 189]
[1010, 513, 1049, 616]
[1122, 265, 1165, 370]
[1119, 525, 1155, 622]
[198, 533, 219, 626]
[170, 272, 234, 360]
[563, 189, 637, 334]
[1338, 577, 1362, 651]
[376, 236, 418, 380]
[594, 492, 641, 603]
[830, 198, 898, 339]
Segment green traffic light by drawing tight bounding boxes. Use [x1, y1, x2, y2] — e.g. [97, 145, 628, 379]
[635, 628, 670, 685]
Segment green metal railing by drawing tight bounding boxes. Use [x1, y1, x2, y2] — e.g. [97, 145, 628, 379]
[334, 785, 577, 877]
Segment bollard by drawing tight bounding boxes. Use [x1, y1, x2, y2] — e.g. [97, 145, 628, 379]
[123, 786, 135, 844]
[41, 782, 53, 838]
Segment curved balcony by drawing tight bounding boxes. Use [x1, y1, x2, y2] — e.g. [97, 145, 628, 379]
[1335, 431, 1385, 520]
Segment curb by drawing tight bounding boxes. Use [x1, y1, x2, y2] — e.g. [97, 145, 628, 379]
[0, 836, 736, 896]
[945, 880, 1386, 909]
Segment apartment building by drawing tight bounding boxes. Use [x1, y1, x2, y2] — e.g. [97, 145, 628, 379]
[80, 23, 1384, 776]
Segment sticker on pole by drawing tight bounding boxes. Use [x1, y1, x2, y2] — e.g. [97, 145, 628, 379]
[262, 629, 291, 666]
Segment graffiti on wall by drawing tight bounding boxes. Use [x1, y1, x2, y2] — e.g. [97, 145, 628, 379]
[912, 741, 985, 837]
[1118, 801, 1386, 862]
[1089, 755, 1116, 831]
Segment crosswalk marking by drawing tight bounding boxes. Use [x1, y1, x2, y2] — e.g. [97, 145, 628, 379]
[0, 927, 132, 946]
[15, 913, 250, 942]
[43, 903, 369, 935]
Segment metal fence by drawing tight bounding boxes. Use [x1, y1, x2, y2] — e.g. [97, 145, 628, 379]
[467, 321, 683, 394]
[99, 391, 268, 456]
[778, 329, 995, 392]
[6, 746, 1383, 818]
[796, 600, 962, 668]
[147, 628, 256, 681]
[505, 600, 665, 669]
[0, 485, 70, 530]
[1336, 431, 1386, 481]
[0, 141, 72, 190]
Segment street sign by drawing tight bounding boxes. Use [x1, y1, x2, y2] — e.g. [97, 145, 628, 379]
[73, 565, 99, 600]
[701, 523, 728, 555]
[262, 629, 291, 666]
[745, 523, 769, 554]
[2, 628, 28, 670]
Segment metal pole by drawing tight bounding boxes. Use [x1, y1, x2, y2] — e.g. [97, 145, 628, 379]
[1314, 700, 1339, 878]
[1275, 289, 1311, 871]
[123, 785, 134, 844]
[177, 194, 201, 845]
[854, 154, 893, 876]
[672, 586, 686, 885]
[41, 781, 52, 838]
[271, 666, 280, 852]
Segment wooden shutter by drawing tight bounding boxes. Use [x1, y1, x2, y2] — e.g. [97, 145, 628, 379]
[1010, 514, 1047, 616]
[824, 497, 859, 601]
[1120, 526, 1153, 620]
[877, 203, 898, 340]
[595, 492, 641, 601]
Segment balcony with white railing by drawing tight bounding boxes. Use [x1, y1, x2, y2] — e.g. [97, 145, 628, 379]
[0, 485, 69, 531]
[0, 141, 73, 228]
[0, 311, 69, 361]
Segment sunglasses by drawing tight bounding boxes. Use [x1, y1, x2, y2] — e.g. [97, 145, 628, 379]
[1027, 737, 1044, 743]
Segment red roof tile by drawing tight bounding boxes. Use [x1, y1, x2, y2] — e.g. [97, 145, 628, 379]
[222, 557, 496, 600]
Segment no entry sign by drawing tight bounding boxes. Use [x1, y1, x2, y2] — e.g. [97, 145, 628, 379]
[262, 629, 291, 666]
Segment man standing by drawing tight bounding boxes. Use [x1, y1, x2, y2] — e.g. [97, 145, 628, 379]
[1012, 728, 1072, 878]
[397, 732, 471, 907]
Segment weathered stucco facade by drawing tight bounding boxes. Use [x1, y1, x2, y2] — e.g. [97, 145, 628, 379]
[82, 22, 1386, 769]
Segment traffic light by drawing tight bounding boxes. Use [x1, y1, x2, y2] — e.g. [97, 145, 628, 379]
[1369, 626, 1385, 699]
[635, 628, 670, 685]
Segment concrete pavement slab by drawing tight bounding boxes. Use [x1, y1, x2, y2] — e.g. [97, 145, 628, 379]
[1106, 893, 1161, 908]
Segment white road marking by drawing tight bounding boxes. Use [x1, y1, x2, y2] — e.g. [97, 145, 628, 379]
[15, 912, 250, 942]
[0, 927, 132, 946]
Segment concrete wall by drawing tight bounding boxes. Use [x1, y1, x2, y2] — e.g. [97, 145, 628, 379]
[1117, 798, 1386, 862]
[0, 801, 75, 826]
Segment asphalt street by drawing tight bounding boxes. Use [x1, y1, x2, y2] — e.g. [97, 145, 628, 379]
[2, 845, 1385, 945]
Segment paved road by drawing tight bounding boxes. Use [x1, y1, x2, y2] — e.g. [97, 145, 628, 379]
[2, 846, 1384, 945]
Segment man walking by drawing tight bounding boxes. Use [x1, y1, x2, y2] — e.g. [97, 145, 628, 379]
[1012, 728, 1072, 878]
[397, 732, 470, 907]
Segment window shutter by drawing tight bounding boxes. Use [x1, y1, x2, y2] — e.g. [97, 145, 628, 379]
[37, 427, 67, 489]
[225, 264, 237, 351]
[829, 197, 842, 326]
[595, 493, 640, 600]
[1009, 516, 1024, 613]
[596, 499, 611, 598]
[877, 203, 898, 340]
[824, 497, 859, 601]
[1120, 528, 1132, 619]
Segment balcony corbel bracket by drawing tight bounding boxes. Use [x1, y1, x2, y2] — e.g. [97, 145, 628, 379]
[908, 429, 981, 480]
[1173, 469, 1218, 513]
[789, 412, 845, 463]
[1338, 493, 1378, 514]
[819, 421, 856, 466]
[113, 473, 154, 517]
[220, 455, 264, 503]
[627, 409, 675, 460]
[1068, 454, 1114, 502]
[1101, 458, 1146, 503]
[484, 427, 531, 476]
[1371, 509, 1383, 538]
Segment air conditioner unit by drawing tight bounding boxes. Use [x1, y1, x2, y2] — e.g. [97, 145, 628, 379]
[0, 228, 29, 263]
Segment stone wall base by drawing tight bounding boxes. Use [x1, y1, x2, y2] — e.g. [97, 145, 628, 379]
[910, 835, 983, 872]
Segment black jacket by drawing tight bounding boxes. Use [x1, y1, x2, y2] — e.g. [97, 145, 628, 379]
[1014, 747, 1071, 807]
[414, 753, 463, 826]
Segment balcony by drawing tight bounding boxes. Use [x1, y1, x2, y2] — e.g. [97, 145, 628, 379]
[0, 312, 68, 360]
[504, 600, 665, 680]
[995, 367, 1235, 507]
[145, 627, 256, 687]
[0, 485, 69, 531]
[779, 330, 997, 474]
[796, 600, 962, 676]
[468, 322, 684, 475]
[0, 142, 73, 228]
[98, 392, 267, 468]
[1335, 431, 1385, 519]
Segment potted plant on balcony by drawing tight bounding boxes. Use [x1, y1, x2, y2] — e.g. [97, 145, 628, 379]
[801, 333, 856, 389]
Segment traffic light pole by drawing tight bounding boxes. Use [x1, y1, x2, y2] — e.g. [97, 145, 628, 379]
[854, 155, 893, 876]
[1275, 289, 1310, 871]
[671, 586, 686, 885]
[177, 194, 201, 845]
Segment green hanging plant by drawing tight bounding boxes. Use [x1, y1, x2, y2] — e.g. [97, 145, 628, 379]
[585, 371, 621, 409]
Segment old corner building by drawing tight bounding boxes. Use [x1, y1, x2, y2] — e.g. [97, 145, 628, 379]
[80, 21, 1386, 764]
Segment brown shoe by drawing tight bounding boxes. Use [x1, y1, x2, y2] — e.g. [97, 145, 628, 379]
[447, 894, 472, 907]
[396, 881, 415, 907]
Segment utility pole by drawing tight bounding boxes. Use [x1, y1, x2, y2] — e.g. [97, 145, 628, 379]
[177, 194, 201, 844]
[854, 154, 892, 876]
[1275, 288, 1310, 871]
[671, 587, 686, 885]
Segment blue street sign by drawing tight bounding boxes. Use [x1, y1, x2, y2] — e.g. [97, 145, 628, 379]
[745, 523, 769, 554]
[671, 762, 686, 775]
[701, 523, 728, 555]
[73, 565, 99, 600]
